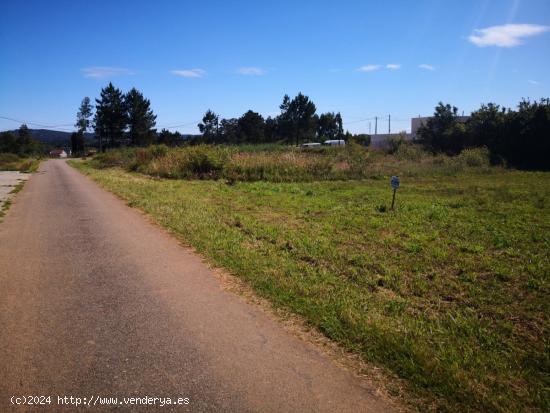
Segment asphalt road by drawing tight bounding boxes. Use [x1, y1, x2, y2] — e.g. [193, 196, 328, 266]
[0, 160, 394, 412]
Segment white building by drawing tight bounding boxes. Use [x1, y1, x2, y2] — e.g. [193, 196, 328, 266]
[49, 149, 67, 158]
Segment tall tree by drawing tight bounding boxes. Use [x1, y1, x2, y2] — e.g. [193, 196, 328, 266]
[125, 88, 157, 146]
[317, 112, 344, 140]
[75, 97, 93, 133]
[417, 102, 466, 155]
[238, 110, 265, 143]
[219, 118, 239, 144]
[264, 116, 279, 143]
[17, 124, 32, 148]
[94, 83, 127, 151]
[503, 98, 550, 170]
[157, 128, 182, 146]
[466, 103, 507, 161]
[0, 125, 42, 155]
[277, 93, 317, 145]
[198, 110, 219, 143]
[70, 132, 85, 156]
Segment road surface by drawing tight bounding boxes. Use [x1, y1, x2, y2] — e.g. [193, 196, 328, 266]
[0, 160, 394, 412]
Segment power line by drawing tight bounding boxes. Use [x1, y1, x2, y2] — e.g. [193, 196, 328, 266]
[0, 115, 75, 129]
[157, 120, 201, 130]
[344, 116, 377, 125]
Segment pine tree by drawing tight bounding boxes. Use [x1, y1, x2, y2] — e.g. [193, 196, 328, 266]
[125, 88, 157, 146]
[277, 93, 317, 145]
[198, 110, 219, 143]
[75, 97, 93, 133]
[70, 132, 85, 156]
[94, 83, 127, 151]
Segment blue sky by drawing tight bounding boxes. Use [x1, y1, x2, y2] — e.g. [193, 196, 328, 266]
[1, 0, 549, 134]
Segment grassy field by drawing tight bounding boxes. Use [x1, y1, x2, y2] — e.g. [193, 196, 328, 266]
[71, 148, 549, 412]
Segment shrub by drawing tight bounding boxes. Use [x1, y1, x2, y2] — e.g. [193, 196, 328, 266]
[384, 132, 408, 154]
[395, 143, 426, 161]
[224, 151, 334, 182]
[0, 153, 21, 164]
[457, 147, 490, 168]
[145, 146, 230, 179]
[91, 148, 134, 168]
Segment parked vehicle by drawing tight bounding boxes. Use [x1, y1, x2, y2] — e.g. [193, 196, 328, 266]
[323, 139, 345, 146]
[300, 142, 321, 148]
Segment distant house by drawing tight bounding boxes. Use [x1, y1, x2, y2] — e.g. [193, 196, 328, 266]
[49, 149, 67, 158]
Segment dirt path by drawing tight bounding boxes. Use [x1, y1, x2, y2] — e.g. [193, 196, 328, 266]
[0, 160, 395, 412]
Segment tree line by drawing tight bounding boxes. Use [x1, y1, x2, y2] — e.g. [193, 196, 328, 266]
[75, 84, 362, 152]
[417, 99, 550, 170]
[196, 93, 348, 145]
[0, 124, 44, 156]
[72, 83, 157, 154]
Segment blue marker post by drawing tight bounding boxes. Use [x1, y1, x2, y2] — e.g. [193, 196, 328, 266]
[390, 176, 400, 210]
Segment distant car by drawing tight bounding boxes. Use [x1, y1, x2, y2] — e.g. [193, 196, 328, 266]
[323, 139, 346, 146]
[300, 142, 321, 148]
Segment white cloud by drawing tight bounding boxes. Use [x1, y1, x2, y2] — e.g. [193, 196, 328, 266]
[418, 64, 436, 71]
[236, 67, 266, 76]
[81, 67, 134, 79]
[357, 64, 380, 72]
[170, 69, 206, 78]
[468, 23, 550, 47]
[528, 79, 540, 85]
[386, 64, 401, 70]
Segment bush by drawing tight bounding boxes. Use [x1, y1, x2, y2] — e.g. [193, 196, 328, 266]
[457, 147, 490, 168]
[0, 154, 40, 172]
[145, 146, 230, 179]
[395, 143, 426, 161]
[384, 132, 408, 154]
[85, 143, 497, 182]
[0, 153, 21, 164]
[224, 151, 333, 182]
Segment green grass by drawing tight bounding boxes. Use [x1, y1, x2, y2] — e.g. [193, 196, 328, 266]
[71, 159, 549, 413]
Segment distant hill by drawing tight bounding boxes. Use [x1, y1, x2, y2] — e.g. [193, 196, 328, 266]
[2, 129, 95, 147]
[28, 129, 95, 146]
[5, 128, 200, 148]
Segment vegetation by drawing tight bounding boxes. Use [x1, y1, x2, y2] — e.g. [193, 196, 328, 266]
[93, 83, 129, 151]
[88, 144, 496, 183]
[75, 96, 94, 134]
[417, 99, 550, 170]
[0, 124, 45, 156]
[79, 86, 363, 150]
[126, 88, 157, 146]
[0, 153, 40, 172]
[78, 85, 549, 172]
[195, 93, 345, 145]
[72, 146, 549, 412]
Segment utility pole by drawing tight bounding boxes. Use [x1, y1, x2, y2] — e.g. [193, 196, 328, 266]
[375, 116, 378, 135]
[368, 122, 371, 134]
[388, 114, 391, 134]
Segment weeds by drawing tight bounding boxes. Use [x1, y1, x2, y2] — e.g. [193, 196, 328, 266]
[90, 144, 494, 183]
[0, 153, 41, 172]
